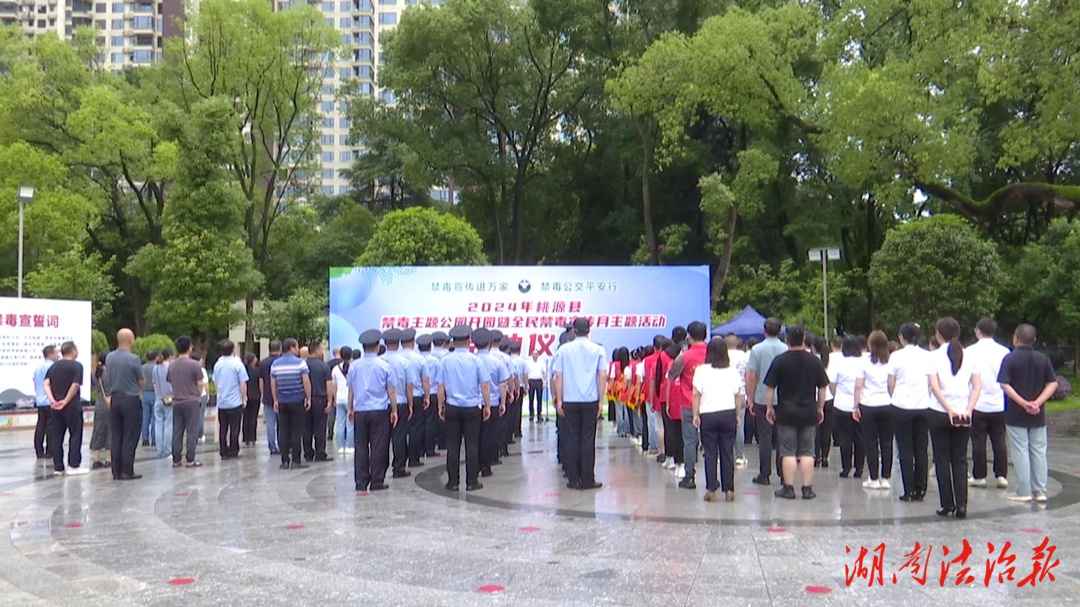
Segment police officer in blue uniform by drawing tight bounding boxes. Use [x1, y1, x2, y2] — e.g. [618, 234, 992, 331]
[427, 331, 450, 454]
[475, 329, 509, 477]
[348, 330, 398, 491]
[438, 325, 491, 491]
[509, 340, 528, 440]
[489, 330, 518, 457]
[399, 328, 427, 467]
[381, 329, 417, 479]
[554, 317, 608, 490]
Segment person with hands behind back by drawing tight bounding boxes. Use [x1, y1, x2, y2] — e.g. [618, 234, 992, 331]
[999, 324, 1058, 504]
[437, 325, 490, 492]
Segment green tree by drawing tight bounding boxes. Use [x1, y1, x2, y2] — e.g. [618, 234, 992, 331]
[342, 99, 434, 213]
[357, 207, 486, 266]
[1003, 220, 1080, 351]
[25, 247, 118, 326]
[251, 286, 328, 345]
[132, 333, 174, 362]
[869, 216, 1002, 335]
[91, 329, 110, 356]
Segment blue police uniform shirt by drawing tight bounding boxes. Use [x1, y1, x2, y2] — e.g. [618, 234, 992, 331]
[381, 350, 413, 405]
[439, 349, 485, 408]
[553, 337, 607, 402]
[511, 354, 528, 384]
[270, 354, 309, 403]
[421, 351, 440, 395]
[432, 347, 448, 384]
[33, 359, 54, 407]
[212, 355, 249, 409]
[401, 347, 426, 398]
[347, 353, 393, 412]
[477, 350, 510, 406]
[493, 349, 514, 383]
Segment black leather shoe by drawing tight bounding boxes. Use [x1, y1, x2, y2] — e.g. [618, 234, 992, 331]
[802, 486, 817, 500]
[936, 508, 955, 517]
[954, 508, 967, 520]
[481, 469, 493, 477]
[466, 482, 483, 491]
[355, 484, 367, 491]
[678, 478, 696, 490]
[118, 474, 143, 481]
[407, 461, 425, 468]
[751, 475, 770, 486]
[580, 481, 603, 490]
[853, 469, 863, 478]
[392, 470, 412, 478]
[821, 457, 829, 468]
[899, 494, 914, 502]
[291, 462, 310, 470]
[444, 482, 459, 491]
[279, 463, 290, 470]
[492, 459, 503, 466]
[314, 455, 333, 462]
[839, 469, 850, 478]
[369, 483, 389, 491]
[774, 485, 796, 499]
[566, 481, 583, 490]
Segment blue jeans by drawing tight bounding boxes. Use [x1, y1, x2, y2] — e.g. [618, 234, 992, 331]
[682, 412, 699, 478]
[646, 407, 660, 451]
[1006, 425, 1047, 497]
[335, 401, 353, 449]
[614, 401, 630, 435]
[154, 400, 173, 459]
[265, 404, 280, 453]
[141, 390, 156, 442]
[629, 407, 642, 437]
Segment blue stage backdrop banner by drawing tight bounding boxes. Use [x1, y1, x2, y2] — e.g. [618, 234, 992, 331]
[329, 266, 710, 357]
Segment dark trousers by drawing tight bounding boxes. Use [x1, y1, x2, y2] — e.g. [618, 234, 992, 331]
[354, 409, 390, 488]
[49, 404, 83, 471]
[445, 405, 481, 486]
[391, 402, 411, 472]
[513, 392, 524, 437]
[743, 406, 756, 444]
[424, 394, 439, 454]
[172, 400, 201, 464]
[814, 400, 834, 460]
[242, 398, 260, 444]
[640, 405, 650, 452]
[326, 405, 335, 440]
[859, 405, 894, 480]
[34, 407, 52, 458]
[972, 410, 1007, 480]
[893, 406, 929, 497]
[700, 410, 737, 492]
[302, 397, 329, 460]
[753, 404, 780, 478]
[528, 380, 543, 418]
[407, 396, 425, 464]
[835, 409, 865, 474]
[110, 394, 141, 478]
[662, 407, 684, 464]
[563, 401, 599, 486]
[928, 410, 970, 510]
[480, 405, 503, 470]
[556, 410, 564, 464]
[277, 401, 305, 465]
[218, 407, 242, 457]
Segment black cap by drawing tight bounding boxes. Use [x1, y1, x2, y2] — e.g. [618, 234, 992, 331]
[490, 330, 504, 343]
[382, 328, 402, 344]
[471, 328, 492, 348]
[573, 317, 590, 333]
[509, 340, 522, 353]
[448, 325, 471, 341]
[416, 334, 433, 347]
[432, 331, 449, 342]
[563, 322, 574, 331]
[401, 328, 417, 342]
[359, 329, 383, 347]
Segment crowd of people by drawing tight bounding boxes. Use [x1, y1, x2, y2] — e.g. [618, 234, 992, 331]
[30, 315, 1060, 517]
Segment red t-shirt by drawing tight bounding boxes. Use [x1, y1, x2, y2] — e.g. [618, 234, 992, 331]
[642, 352, 660, 411]
[658, 351, 680, 420]
[678, 343, 708, 410]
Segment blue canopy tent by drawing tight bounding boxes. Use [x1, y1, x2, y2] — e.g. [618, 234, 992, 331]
[711, 305, 781, 340]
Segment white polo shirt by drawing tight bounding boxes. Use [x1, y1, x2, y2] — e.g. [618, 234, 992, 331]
[965, 338, 1010, 413]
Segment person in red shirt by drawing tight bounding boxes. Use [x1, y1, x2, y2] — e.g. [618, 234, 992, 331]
[666, 321, 709, 488]
[642, 338, 664, 460]
[658, 328, 686, 472]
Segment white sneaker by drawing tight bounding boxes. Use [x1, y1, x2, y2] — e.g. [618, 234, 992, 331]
[1034, 492, 1048, 503]
[675, 467, 686, 479]
[968, 477, 987, 487]
[65, 467, 89, 476]
[338, 447, 346, 454]
[344, 447, 354, 454]
[1005, 493, 1032, 503]
[198, 436, 206, 444]
[862, 479, 881, 490]
[879, 478, 891, 489]
[735, 456, 748, 468]
[663, 457, 676, 470]
[52, 470, 64, 477]
[996, 476, 1009, 489]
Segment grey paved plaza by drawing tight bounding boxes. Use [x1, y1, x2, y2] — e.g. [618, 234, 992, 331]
[0, 420, 1077, 606]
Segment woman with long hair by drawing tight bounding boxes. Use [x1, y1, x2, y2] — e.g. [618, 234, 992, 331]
[855, 330, 894, 489]
[829, 336, 865, 478]
[242, 352, 261, 446]
[89, 350, 112, 470]
[928, 317, 981, 518]
[889, 323, 932, 502]
[658, 339, 684, 472]
[812, 335, 835, 468]
[692, 338, 742, 502]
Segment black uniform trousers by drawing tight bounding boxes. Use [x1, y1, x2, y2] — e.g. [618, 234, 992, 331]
[109, 394, 141, 478]
[640, 405, 650, 452]
[480, 404, 503, 471]
[752, 404, 781, 479]
[218, 407, 242, 457]
[528, 379, 544, 418]
[834, 409, 865, 474]
[814, 400, 835, 460]
[241, 398, 260, 444]
[49, 403, 83, 471]
[423, 394, 439, 455]
[35, 407, 52, 458]
[407, 396, 425, 465]
[859, 405, 894, 480]
[513, 391, 524, 438]
[971, 410, 1008, 480]
[445, 405, 481, 486]
[928, 410, 970, 511]
[893, 406, 929, 497]
[391, 402, 412, 473]
[302, 396, 329, 461]
[563, 401, 599, 487]
[662, 407, 684, 464]
[277, 401, 305, 465]
[354, 409, 390, 489]
[743, 405, 756, 445]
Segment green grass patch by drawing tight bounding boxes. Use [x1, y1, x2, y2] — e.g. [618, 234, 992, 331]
[1047, 396, 1080, 415]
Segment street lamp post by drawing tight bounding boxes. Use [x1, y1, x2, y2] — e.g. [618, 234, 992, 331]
[17, 186, 35, 298]
[807, 247, 841, 339]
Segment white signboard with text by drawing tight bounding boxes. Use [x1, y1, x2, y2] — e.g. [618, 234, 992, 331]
[0, 297, 92, 406]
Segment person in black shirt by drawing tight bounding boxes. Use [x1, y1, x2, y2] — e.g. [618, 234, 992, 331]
[242, 353, 261, 446]
[326, 347, 342, 441]
[261, 340, 282, 455]
[45, 341, 88, 476]
[764, 325, 829, 500]
[303, 340, 334, 462]
[999, 324, 1058, 503]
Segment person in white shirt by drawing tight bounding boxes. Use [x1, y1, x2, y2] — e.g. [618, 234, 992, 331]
[193, 353, 209, 444]
[928, 317, 982, 520]
[828, 336, 865, 478]
[812, 336, 838, 468]
[724, 334, 750, 467]
[888, 323, 933, 503]
[332, 346, 354, 454]
[527, 350, 547, 422]
[855, 330, 895, 490]
[965, 318, 1010, 489]
[692, 338, 743, 503]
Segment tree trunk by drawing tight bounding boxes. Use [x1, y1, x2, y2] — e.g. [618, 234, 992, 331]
[490, 190, 505, 264]
[636, 116, 659, 266]
[710, 204, 738, 306]
[865, 193, 876, 328]
[511, 161, 527, 264]
[495, 134, 509, 264]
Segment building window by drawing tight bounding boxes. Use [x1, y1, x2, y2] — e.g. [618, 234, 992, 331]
[133, 49, 152, 63]
[110, 18, 123, 28]
[358, 82, 373, 94]
[405, 0, 417, 4]
[356, 15, 372, 26]
[378, 0, 396, 4]
[135, 3, 152, 13]
[340, 33, 350, 44]
[111, 2, 124, 11]
[95, 3, 107, 13]
[321, 1, 333, 11]
[322, 117, 334, 128]
[110, 52, 123, 63]
[339, 17, 350, 27]
[111, 35, 123, 46]
[322, 169, 334, 179]
[321, 84, 334, 95]
[339, 185, 352, 194]
[339, 117, 351, 128]
[339, 1, 350, 10]
[338, 134, 350, 144]
[321, 151, 334, 162]
[339, 151, 352, 162]
[358, 0, 372, 8]
[320, 134, 334, 145]
[322, 186, 333, 196]
[356, 32, 373, 43]
[132, 16, 153, 28]
[320, 101, 334, 112]
[377, 12, 396, 25]
[380, 90, 396, 104]
[356, 48, 372, 61]
[357, 66, 373, 79]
